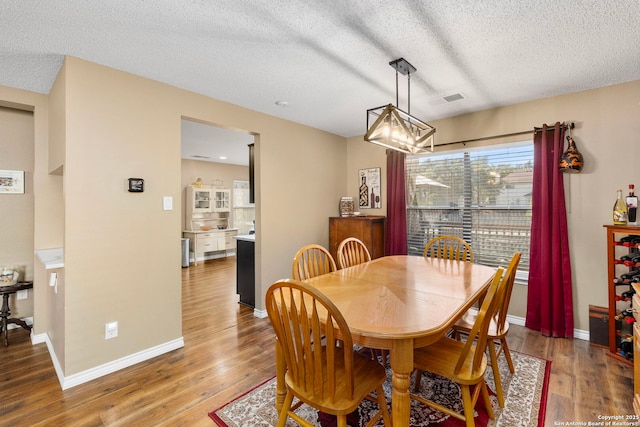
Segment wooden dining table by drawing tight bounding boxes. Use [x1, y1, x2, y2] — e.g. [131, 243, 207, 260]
[274, 255, 497, 427]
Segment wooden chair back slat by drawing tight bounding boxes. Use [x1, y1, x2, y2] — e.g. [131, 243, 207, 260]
[337, 237, 371, 269]
[423, 236, 474, 262]
[292, 244, 337, 280]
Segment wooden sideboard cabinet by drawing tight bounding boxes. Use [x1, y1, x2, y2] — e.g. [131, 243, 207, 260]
[329, 216, 386, 262]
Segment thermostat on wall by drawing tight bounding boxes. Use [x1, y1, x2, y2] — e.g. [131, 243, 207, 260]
[128, 178, 144, 192]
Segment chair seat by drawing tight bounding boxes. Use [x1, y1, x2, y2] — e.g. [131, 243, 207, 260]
[285, 348, 388, 415]
[414, 336, 487, 385]
[454, 308, 510, 338]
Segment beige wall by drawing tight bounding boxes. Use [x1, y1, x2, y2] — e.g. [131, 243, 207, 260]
[348, 79, 640, 332]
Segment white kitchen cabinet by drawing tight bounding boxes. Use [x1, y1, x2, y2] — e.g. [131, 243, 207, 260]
[186, 186, 213, 214]
[213, 189, 230, 212]
[183, 229, 238, 266]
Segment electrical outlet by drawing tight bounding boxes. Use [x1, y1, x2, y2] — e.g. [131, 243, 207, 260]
[105, 321, 118, 340]
[16, 289, 28, 300]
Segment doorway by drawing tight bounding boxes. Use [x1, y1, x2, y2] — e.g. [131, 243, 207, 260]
[180, 118, 256, 263]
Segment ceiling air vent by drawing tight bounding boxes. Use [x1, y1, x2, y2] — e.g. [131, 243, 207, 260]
[442, 93, 465, 103]
[192, 155, 211, 159]
[428, 92, 466, 106]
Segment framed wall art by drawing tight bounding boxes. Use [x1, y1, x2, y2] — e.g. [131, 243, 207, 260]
[358, 167, 381, 209]
[0, 170, 25, 194]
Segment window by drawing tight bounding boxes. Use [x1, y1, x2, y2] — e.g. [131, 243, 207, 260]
[406, 141, 533, 281]
[232, 180, 255, 234]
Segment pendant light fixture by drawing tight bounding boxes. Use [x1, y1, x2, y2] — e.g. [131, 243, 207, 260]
[364, 58, 436, 155]
[558, 123, 584, 173]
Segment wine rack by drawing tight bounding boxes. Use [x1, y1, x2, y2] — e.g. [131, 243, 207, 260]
[634, 282, 640, 416]
[604, 224, 640, 365]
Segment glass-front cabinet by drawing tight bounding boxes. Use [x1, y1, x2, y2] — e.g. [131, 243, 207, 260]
[192, 188, 213, 212]
[213, 189, 230, 212]
[186, 187, 231, 213]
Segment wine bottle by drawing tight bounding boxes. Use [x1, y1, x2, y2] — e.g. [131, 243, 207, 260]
[615, 309, 636, 324]
[619, 235, 640, 244]
[622, 253, 640, 266]
[628, 185, 638, 224]
[621, 270, 640, 280]
[616, 288, 637, 301]
[359, 175, 368, 207]
[620, 252, 640, 261]
[622, 236, 640, 247]
[614, 189, 628, 225]
[615, 309, 634, 320]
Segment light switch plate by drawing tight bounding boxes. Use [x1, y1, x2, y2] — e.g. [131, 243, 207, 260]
[163, 196, 173, 211]
[16, 289, 28, 300]
[49, 272, 57, 286]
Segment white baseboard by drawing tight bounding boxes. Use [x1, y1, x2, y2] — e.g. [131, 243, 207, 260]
[43, 334, 184, 390]
[253, 308, 267, 319]
[506, 314, 589, 341]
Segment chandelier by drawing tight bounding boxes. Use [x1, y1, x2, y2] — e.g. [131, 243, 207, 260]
[364, 58, 435, 155]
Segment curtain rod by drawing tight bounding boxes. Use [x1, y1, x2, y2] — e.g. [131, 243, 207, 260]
[433, 122, 574, 148]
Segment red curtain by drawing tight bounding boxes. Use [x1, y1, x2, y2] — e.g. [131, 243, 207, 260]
[525, 122, 574, 337]
[386, 150, 408, 255]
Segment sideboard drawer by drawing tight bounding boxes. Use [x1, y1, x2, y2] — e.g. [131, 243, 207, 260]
[199, 237, 219, 252]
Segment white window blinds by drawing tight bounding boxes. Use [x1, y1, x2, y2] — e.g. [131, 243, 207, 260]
[406, 141, 533, 278]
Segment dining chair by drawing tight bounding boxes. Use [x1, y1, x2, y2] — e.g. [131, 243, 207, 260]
[335, 237, 388, 363]
[292, 244, 337, 280]
[423, 235, 474, 262]
[411, 266, 505, 427]
[452, 252, 521, 408]
[266, 279, 391, 427]
[336, 237, 371, 269]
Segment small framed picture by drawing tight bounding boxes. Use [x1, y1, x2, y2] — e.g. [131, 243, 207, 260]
[128, 178, 144, 193]
[0, 170, 25, 194]
[358, 167, 381, 209]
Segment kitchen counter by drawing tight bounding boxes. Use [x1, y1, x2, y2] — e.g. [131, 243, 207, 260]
[234, 234, 255, 242]
[36, 248, 64, 269]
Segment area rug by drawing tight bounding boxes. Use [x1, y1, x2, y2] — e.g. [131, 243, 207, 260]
[209, 351, 550, 427]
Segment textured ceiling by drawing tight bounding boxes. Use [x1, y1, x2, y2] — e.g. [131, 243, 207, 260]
[2, 0, 639, 164]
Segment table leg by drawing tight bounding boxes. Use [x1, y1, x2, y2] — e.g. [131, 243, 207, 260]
[390, 338, 414, 427]
[275, 339, 286, 412]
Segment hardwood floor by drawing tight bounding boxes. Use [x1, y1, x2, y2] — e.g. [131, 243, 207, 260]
[0, 256, 634, 426]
